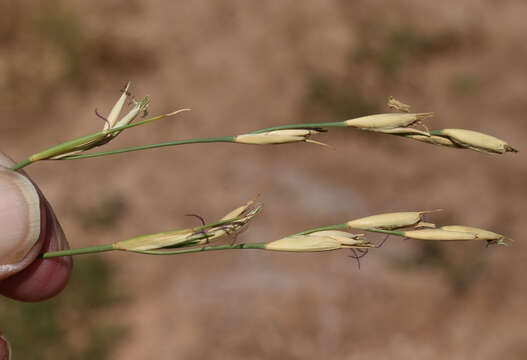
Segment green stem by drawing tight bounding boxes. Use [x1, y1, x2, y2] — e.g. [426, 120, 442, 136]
[362, 228, 405, 236]
[429, 130, 444, 136]
[61, 136, 235, 160]
[130, 242, 267, 255]
[63, 121, 349, 160]
[251, 121, 347, 133]
[293, 223, 405, 237]
[293, 223, 348, 236]
[42, 242, 266, 258]
[11, 158, 32, 171]
[42, 244, 115, 259]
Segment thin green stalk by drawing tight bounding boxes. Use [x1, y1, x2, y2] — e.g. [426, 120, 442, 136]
[62, 121, 350, 160]
[10, 117, 353, 168]
[41, 242, 266, 258]
[363, 228, 405, 236]
[42, 244, 115, 258]
[11, 159, 32, 171]
[293, 223, 348, 236]
[62, 136, 235, 160]
[292, 223, 405, 237]
[251, 121, 347, 133]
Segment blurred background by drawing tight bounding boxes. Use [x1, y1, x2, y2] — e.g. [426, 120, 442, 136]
[1, 0, 526, 358]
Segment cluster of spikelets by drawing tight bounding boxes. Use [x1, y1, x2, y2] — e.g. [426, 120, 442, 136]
[23, 82, 189, 164]
[268, 209, 509, 252]
[70, 200, 506, 260]
[233, 97, 518, 155]
[114, 200, 263, 253]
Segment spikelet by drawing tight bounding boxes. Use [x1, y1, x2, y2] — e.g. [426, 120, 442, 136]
[347, 210, 442, 230]
[435, 129, 517, 154]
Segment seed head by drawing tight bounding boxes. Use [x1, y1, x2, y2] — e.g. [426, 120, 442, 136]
[402, 228, 479, 241]
[435, 129, 517, 154]
[265, 231, 374, 252]
[344, 113, 433, 132]
[347, 210, 442, 230]
[113, 229, 194, 251]
[44, 82, 150, 160]
[440, 225, 507, 246]
[307, 230, 370, 246]
[105, 81, 131, 130]
[234, 129, 327, 146]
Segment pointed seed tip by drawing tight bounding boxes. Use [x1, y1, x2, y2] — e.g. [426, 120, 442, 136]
[417, 112, 434, 119]
[421, 209, 443, 214]
[305, 139, 332, 148]
[167, 108, 192, 116]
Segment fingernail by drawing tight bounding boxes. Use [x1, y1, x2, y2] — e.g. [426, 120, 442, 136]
[0, 333, 11, 360]
[0, 167, 41, 268]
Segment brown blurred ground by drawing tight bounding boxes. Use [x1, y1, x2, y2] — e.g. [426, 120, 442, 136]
[1, 0, 527, 359]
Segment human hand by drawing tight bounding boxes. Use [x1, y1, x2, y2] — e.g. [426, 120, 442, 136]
[0, 152, 72, 359]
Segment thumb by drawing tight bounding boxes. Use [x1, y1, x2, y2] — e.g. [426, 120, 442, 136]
[0, 166, 43, 279]
[0, 153, 72, 302]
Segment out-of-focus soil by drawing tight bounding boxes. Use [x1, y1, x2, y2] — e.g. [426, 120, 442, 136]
[2, 1, 527, 359]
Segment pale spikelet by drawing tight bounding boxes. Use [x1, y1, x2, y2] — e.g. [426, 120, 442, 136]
[220, 199, 256, 221]
[113, 229, 194, 251]
[205, 202, 263, 242]
[344, 113, 433, 130]
[347, 210, 442, 230]
[265, 235, 344, 252]
[440, 225, 506, 245]
[105, 81, 131, 130]
[306, 230, 373, 247]
[112, 96, 150, 131]
[387, 97, 411, 112]
[265, 230, 375, 252]
[406, 134, 459, 148]
[436, 129, 518, 154]
[44, 83, 151, 160]
[234, 129, 326, 145]
[402, 229, 479, 241]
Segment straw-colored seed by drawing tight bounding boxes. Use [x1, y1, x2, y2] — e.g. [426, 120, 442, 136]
[307, 230, 370, 246]
[234, 129, 321, 145]
[113, 230, 193, 251]
[344, 113, 433, 129]
[105, 81, 131, 130]
[220, 199, 255, 221]
[402, 229, 478, 241]
[265, 235, 346, 252]
[347, 210, 441, 230]
[438, 129, 517, 154]
[440, 225, 503, 241]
